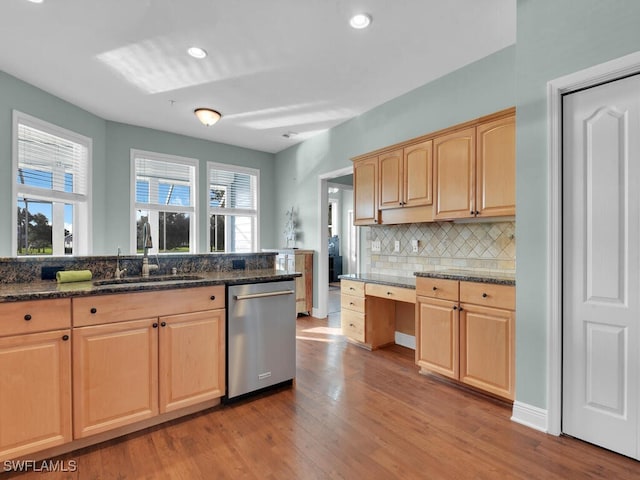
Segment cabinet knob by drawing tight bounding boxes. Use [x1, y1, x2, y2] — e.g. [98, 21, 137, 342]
[432, 286, 437, 291]
[90, 308, 97, 314]
[62, 334, 69, 341]
[210, 295, 216, 301]
[453, 305, 458, 310]
[24, 314, 32, 321]
[470, 210, 474, 215]
[459, 307, 464, 312]
[349, 323, 355, 327]
[349, 302, 355, 306]
[153, 323, 158, 328]
[482, 293, 488, 298]
[161, 322, 167, 327]
[386, 291, 392, 296]
[475, 211, 480, 215]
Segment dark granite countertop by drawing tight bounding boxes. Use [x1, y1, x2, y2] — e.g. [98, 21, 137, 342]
[338, 273, 416, 289]
[0, 270, 300, 303]
[414, 269, 515, 286]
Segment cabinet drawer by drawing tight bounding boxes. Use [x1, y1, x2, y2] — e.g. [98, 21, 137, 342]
[341, 294, 365, 313]
[341, 280, 365, 297]
[365, 283, 415, 304]
[460, 282, 515, 310]
[0, 298, 71, 337]
[416, 277, 459, 301]
[73, 286, 225, 326]
[341, 309, 365, 343]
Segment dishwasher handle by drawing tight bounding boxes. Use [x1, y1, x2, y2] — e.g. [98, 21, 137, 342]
[234, 289, 295, 301]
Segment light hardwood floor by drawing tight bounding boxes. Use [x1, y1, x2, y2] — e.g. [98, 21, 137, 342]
[4, 313, 639, 479]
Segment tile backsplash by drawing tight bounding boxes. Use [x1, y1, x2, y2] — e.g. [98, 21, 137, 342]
[362, 221, 515, 277]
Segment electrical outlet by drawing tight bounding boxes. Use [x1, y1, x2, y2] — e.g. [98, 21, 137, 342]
[372, 240, 381, 252]
[394, 240, 400, 252]
[411, 239, 419, 253]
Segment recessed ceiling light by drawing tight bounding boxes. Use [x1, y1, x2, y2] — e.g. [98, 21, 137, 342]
[187, 47, 207, 59]
[349, 13, 372, 29]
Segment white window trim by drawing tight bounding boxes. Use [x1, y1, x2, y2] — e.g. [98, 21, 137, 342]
[11, 110, 93, 257]
[206, 161, 260, 253]
[130, 149, 199, 255]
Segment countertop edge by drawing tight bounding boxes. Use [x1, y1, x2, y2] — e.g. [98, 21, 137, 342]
[413, 271, 516, 286]
[0, 272, 301, 303]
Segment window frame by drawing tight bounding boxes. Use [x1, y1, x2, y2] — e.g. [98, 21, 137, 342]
[11, 110, 93, 257]
[130, 149, 199, 255]
[206, 161, 260, 253]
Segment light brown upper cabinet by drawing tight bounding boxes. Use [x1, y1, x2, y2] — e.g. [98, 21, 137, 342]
[475, 114, 516, 217]
[434, 113, 515, 220]
[379, 141, 433, 210]
[353, 156, 379, 225]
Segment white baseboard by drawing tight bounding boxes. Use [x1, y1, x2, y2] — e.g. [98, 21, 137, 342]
[511, 401, 548, 433]
[395, 332, 415, 350]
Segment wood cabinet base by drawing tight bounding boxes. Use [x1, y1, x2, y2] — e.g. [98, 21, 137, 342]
[10, 398, 221, 464]
[417, 368, 513, 405]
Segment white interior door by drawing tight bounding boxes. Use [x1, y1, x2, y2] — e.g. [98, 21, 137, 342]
[563, 74, 640, 459]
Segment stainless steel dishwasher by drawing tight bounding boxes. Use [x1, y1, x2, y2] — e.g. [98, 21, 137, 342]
[226, 280, 296, 401]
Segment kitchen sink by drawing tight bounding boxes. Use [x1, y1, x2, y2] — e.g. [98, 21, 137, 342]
[93, 274, 204, 286]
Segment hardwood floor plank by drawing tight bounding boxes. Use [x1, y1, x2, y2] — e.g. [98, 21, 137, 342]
[3, 314, 639, 479]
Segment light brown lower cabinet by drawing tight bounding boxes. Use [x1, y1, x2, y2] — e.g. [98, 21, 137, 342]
[416, 278, 515, 401]
[0, 329, 72, 461]
[73, 287, 226, 439]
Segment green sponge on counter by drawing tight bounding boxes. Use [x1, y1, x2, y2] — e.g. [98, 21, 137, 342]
[56, 270, 93, 283]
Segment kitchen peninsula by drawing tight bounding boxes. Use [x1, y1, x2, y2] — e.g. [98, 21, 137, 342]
[0, 253, 299, 463]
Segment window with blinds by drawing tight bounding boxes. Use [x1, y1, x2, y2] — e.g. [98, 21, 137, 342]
[207, 162, 259, 253]
[14, 111, 91, 256]
[132, 150, 197, 254]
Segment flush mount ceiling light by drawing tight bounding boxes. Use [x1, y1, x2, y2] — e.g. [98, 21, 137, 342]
[26, 0, 44, 3]
[349, 13, 372, 29]
[187, 47, 207, 59]
[194, 108, 222, 126]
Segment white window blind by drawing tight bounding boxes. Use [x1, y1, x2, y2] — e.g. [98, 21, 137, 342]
[17, 122, 88, 199]
[135, 155, 195, 209]
[208, 164, 257, 214]
[207, 162, 259, 253]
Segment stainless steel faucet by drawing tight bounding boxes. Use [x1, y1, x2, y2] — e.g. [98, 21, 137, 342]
[115, 246, 127, 279]
[141, 222, 159, 277]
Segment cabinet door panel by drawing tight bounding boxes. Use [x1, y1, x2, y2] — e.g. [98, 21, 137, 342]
[159, 310, 225, 413]
[354, 157, 378, 225]
[434, 127, 475, 219]
[0, 330, 71, 461]
[378, 149, 403, 210]
[416, 297, 458, 379]
[459, 304, 514, 400]
[404, 140, 433, 207]
[73, 319, 158, 438]
[476, 115, 515, 217]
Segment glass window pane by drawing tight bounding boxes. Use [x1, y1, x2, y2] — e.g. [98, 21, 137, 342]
[64, 203, 73, 254]
[210, 214, 226, 252]
[158, 211, 190, 252]
[16, 198, 53, 255]
[136, 210, 149, 254]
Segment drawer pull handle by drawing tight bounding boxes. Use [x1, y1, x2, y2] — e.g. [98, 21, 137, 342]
[482, 293, 488, 298]
[153, 323, 158, 328]
[432, 286, 437, 291]
[210, 295, 216, 301]
[24, 314, 32, 321]
[62, 334, 69, 341]
[90, 308, 97, 314]
[161, 321, 167, 327]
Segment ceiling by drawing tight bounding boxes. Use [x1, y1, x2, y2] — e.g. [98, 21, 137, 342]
[0, 1, 516, 154]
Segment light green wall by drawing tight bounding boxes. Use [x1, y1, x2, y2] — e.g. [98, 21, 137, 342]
[105, 122, 276, 254]
[0, 71, 277, 256]
[0, 71, 108, 256]
[515, 0, 640, 408]
[274, 45, 516, 314]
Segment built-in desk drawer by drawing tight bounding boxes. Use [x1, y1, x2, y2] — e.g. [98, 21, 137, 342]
[0, 298, 71, 336]
[341, 279, 365, 297]
[341, 309, 365, 343]
[341, 294, 365, 313]
[365, 283, 415, 304]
